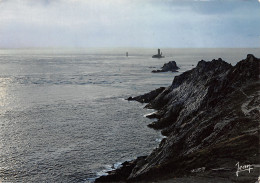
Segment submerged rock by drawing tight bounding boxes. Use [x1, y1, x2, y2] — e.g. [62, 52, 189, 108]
[97, 55, 260, 182]
[152, 61, 180, 73]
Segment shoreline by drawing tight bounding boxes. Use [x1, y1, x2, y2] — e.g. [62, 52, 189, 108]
[95, 54, 259, 183]
[92, 102, 163, 182]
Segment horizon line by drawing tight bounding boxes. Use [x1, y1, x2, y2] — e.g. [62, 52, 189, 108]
[0, 46, 259, 50]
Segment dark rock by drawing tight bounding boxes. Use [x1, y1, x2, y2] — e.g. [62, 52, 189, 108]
[95, 156, 147, 182]
[127, 87, 165, 104]
[127, 96, 134, 101]
[128, 55, 260, 181]
[145, 113, 158, 119]
[99, 55, 260, 182]
[152, 61, 180, 73]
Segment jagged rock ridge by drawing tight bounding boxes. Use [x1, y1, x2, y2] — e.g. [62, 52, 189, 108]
[96, 54, 260, 182]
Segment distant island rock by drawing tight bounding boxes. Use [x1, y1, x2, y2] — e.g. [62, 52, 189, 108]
[96, 54, 259, 183]
[152, 61, 180, 73]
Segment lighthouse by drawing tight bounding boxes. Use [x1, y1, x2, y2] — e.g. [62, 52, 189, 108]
[152, 48, 164, 58]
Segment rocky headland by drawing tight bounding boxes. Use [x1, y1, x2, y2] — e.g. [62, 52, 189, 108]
[95, 54, 260, 183]
[152, 61, 180, 73]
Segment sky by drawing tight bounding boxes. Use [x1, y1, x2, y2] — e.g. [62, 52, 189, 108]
[0, 0, 259, 48]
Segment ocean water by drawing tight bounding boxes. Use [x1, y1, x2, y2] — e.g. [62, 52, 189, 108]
[0, 48, 259, 182]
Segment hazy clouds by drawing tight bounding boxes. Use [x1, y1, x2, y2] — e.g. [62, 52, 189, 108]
[0, 0, 259, 48]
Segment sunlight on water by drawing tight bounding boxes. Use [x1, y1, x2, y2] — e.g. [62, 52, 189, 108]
[0, 48, 259, 182]
[0, 86, 7, 107]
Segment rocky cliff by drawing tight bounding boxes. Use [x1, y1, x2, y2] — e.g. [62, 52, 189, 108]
[96, 54, 260, 182]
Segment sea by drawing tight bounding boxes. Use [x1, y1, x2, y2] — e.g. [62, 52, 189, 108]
[0, 48, 259, 183]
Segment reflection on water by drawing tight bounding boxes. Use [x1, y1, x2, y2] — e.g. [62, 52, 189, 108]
[0, 86, 7, 107]
[0, 48, 259, 182]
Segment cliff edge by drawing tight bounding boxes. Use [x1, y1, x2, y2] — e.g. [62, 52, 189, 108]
[96, 54, 260, 182]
